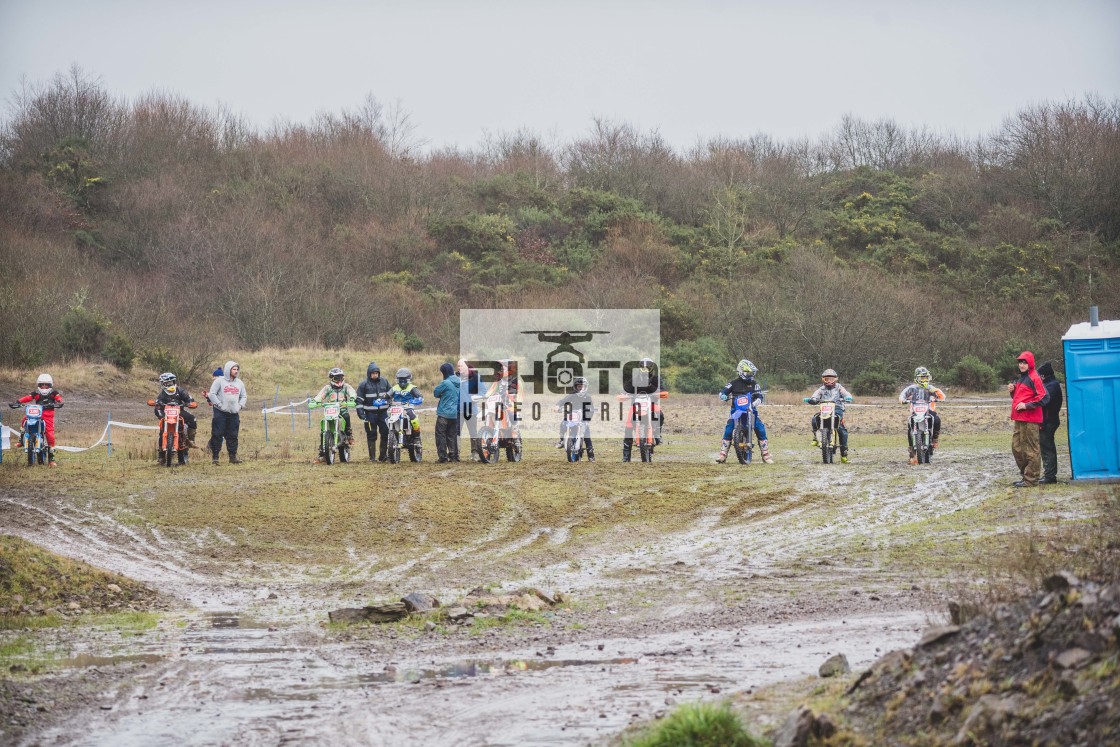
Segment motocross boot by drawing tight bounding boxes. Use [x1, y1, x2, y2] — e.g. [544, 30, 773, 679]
[49, 448, 58, 467]
[840, 447, 850, 464]
[345, 429, 355, 446]
[621, 440, 632, 462]
[715, 439, 730, 464]
[587, 448, 595, 463]
[470, 438, 481, 462]
[186, 426, 198, 449]
[760, 439, 774, 464]
[908, 447, 918, 465]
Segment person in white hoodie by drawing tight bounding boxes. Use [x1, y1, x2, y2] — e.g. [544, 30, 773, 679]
[206, 360, 248, 465]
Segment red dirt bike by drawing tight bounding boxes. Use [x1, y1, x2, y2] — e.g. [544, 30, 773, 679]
[477, 390, 522, 464]
[148, 399, 198, 467]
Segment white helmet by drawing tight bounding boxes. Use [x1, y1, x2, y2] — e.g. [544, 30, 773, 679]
[37, 373, 53, 388]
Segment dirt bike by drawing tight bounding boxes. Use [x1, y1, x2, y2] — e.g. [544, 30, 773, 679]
[147, 399, 199, 467]
[621, 390, 668, 463]
[560, 410, 589, 463]
[806, 398, 842, 464]
[385, 396, 423, 464]
[9, 402, 55, 466]
[309, 398, 356, 465]
[477, 392, 522, 464]
[728, 392, 756, 465]
[907, 400, 934, 465]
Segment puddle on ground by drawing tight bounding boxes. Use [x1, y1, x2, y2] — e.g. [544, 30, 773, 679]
[58, 653, 164, 668]
[356, 656, 640, 685]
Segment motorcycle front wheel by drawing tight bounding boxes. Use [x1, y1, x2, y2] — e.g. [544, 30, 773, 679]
[478, 428, 499, 464]
[733, 423, 751, 465]
[387, 431, 401, 464]
[325, 430, 336, 465]
[821, 428, 833, 464]
[506, 435, 522, 462]
[163, 429, 175, 468]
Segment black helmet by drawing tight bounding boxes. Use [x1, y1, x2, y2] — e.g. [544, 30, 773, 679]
[396, 368, 412, 387]
[328, 367, 345, 386]
[159, 372, 177, 396]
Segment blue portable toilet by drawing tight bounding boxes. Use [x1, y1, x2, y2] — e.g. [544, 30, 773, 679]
[1062, 314, 1120, 481]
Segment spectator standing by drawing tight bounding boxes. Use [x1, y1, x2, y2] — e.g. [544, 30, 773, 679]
[355, 362, 392, 462]
[1007, 351, 1049, 487]
[207, 360, 247, 465]
[434, 363, 461, 462]
[457, 359, 480, 460]
[1036, 361, 1064, 484]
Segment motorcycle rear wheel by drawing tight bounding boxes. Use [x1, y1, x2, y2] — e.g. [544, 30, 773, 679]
[505, 436, 522, 463]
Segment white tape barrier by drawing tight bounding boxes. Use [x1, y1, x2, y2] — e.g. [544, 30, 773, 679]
[49, 420, 159, 453]
[263, 399, 436, 415]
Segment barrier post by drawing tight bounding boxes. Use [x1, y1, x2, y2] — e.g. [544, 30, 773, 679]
[290, 401, 295, 433]
[307, 394, 312, 429]
[107, 411, 112, 458]
[0, 410, 4, 465]
[263, 401, 270, 444]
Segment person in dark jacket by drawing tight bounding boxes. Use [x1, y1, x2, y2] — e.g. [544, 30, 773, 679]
[1036, 361, 1063, 484]
[434, 363, 462, 462]
[555, 376, 596, 461]
[355, 362, 392, 462]
[1007, 351, 1049, 487]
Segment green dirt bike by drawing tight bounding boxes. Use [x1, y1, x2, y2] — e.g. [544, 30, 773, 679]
[309, 398, 356, 465]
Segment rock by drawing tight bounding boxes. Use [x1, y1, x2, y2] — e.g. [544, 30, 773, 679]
[328, 602, 408, 624]
[951, 695, 1021, 746]
[1042, 571, 1080, 593]
[67, 602, 81, 611]
[424, 620, 436, 633]
[772, 706, 814, 747]
[918, 625, 960, 648]
[525, 587, 557, 606]
[446, 607, 472, 621]
[401, 592, 441, 613]
[106, 584, 122, 594]
[1053, 647, 1092, 670]
[511, 594, 545, 612]
[948, 600, 962, 624]
[847, 649, 911, 694]
[819, 653, 851, 678]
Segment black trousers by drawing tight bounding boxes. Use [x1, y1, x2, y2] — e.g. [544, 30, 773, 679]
[363, 411, 389, 460]
[1040, 422, 1059, 481]
[209, 409, 240, 456]
[435, 415, 460, 461]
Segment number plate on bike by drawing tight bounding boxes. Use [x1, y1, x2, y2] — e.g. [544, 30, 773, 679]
[735, 396, 750, 407]
[912, 403, 928, 415]
[164, 405, 180, 423]
[388, 406, 404, 415]
[819, 402, 835, 417]
[26, 405, 42, 418]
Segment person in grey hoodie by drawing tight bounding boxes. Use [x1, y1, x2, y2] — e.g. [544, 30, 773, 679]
[207, 360, 248, 464]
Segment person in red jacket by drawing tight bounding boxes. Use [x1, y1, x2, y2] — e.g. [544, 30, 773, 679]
[1007, 351, 1049, 487]
[13, 373, 64, 466]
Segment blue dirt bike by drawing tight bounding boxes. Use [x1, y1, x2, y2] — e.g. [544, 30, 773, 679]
[8, 402, 56, 466]
[727, 392, 757, 465]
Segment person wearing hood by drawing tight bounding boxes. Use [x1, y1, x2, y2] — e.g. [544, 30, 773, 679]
[355, 362, 392, 462]
[457, 359, 481, 460]
[1007, 351, 1049, 487]
[206, 360, 247, 465]
[1036, 361, 1064, 484]
[434, 363, 462, 462]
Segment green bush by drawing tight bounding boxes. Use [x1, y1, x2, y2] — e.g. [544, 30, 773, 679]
[626, 703, 765, 747]
[403, 333, 425, 354]
[770, 371, 816, 392]
[61, 304, 108, 358]
[948, 355, 999, 391]
[101, 333, 134, 372]
[662, 337, 731, 394]
[851, 360, 899, 396]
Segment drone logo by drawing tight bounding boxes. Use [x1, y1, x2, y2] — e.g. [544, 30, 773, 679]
[520, 329, 610, 363]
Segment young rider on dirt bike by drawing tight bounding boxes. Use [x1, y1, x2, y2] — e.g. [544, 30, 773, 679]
[898, 366, 946, 464]
[355, 362, 392, 462]
[11, 373, 64, 466]
[622, 357, 664, 462]
[716, 360, 774, 464]
[312, 368, 358, 462]
[390, 368, 424, 450]
[554, 376, 595, 461]
[153, 373, 198, 448]
[806, 368, 854, 463]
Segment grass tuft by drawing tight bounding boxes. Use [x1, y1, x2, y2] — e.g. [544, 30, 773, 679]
[626, 702, 767, 747]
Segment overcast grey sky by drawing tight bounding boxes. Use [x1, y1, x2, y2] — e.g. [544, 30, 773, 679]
[2, 0, 1118, 152]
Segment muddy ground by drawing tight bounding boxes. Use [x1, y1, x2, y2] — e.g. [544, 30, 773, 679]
[0, 395, 1106, 745]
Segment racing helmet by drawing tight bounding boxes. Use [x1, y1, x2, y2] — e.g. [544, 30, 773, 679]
[914, 366, 931, 387]
[159, 372, 177, 396]
[821, 368, 838, 385]
[395, 368, 412, 388]
[37, 373, 53, 390]
[328, 367, 345, 387]
[573, 376, 589, 393]
[639, 357, 654, 373]
[737, 359, 758, 380]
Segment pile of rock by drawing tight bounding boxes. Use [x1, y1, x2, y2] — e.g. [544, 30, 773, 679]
[329, 587, 565, 626]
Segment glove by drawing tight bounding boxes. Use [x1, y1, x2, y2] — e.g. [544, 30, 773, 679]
[8, 402, 19, 408]
[845, 396, 854, 403]
[802, 397, 811, 403]
[719, 393, 729, 401]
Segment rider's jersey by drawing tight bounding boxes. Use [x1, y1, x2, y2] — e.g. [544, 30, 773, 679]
[154, 389, 195, 420]
[808, 383, 853, 409]
[314, 383, 357, 405]
[557, 392, 595, 422]
[390, 384, 423, 404]
[721, 378, 763, 410]
[898, 383, 945, 411]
